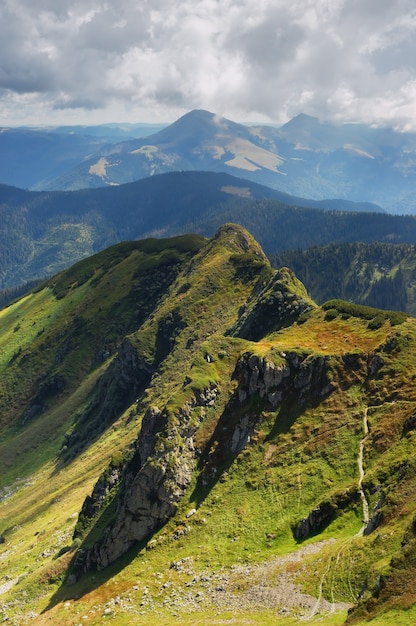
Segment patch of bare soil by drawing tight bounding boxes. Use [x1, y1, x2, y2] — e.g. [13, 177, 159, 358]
[208, 540, 351, 617]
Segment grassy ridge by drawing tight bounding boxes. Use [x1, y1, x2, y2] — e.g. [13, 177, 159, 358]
[0, 225, 415, 624]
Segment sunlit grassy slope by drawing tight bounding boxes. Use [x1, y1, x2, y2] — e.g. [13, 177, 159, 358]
[0, 225, 415, 625]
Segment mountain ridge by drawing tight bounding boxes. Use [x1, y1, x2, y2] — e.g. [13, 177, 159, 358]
[3, 108, 416, 214]
[0, 225, 415, 624]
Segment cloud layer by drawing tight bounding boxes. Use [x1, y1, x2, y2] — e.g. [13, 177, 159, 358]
[1, 0, 416, 127]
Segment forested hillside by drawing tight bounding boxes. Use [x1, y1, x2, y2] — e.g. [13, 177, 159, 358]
[0, 172, 412, 291]
[272, 241, 416, 314]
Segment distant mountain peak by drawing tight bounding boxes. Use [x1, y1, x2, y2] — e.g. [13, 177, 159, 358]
[5, 108, 416, 214]
[147, 108, 224, 145]
[179, 108, 215, 120]
[289, 112, 319, 123]
[280, 113, 321, 131]
[170, 108, 219, 126]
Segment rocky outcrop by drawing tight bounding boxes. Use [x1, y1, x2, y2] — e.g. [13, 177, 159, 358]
[230, 268, 315, 341]
[197, 351, 335, 490]
[101, 338, 154, 406]
[364, 492, 385, 536]
[73, 386, 218, 574]
[71, 346, 340, 575]
[293, 490, 360, 540]
[235, 351, 334, 408]
[367, 352, 385, 377]
[73, 461, 123, 539]
[61, 338, 153, 460]
[293, 502, 337, 541]
[236, 354, 290, 407]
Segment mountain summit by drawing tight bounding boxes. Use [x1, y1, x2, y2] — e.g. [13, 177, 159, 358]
[38, 109, 287, 190]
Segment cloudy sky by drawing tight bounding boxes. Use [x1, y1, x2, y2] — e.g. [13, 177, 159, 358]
[1, 0, 416, 128]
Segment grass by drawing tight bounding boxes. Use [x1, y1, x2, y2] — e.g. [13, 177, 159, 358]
[266, 309, 393, 355]
[1, 226, 416, 625]
[0, 236, 208, 470]
[0, 374, 412, 624]
[321, 299, 408, 326]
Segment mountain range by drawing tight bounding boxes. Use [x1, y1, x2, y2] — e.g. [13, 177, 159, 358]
[3, 109, 416, 213]
[6, 167, 416, 294]
[2, 97, 416, 626]
[0, 123, 165, 191]
[1, 224, 415, 625]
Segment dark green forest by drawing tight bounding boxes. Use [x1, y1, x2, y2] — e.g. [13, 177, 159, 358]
[272, 241, 416, 314]
[3, 171, 416, 305]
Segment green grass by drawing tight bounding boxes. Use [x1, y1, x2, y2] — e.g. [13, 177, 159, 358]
[322, 299, 407, 326]
[1, 226, 416, 625]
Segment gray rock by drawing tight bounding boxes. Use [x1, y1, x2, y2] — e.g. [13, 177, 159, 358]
[78, 385, 217, 571]
[66, 574, 77, 586]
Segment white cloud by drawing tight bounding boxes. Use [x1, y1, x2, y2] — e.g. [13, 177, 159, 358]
[1, 0, 416, 128]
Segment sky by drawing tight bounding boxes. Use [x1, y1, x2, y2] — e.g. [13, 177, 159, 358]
[1, 0, 416, 129]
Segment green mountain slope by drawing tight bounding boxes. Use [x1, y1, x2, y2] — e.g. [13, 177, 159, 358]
[0, 225, 415, 625]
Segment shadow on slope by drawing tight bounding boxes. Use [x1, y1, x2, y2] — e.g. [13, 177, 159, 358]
[40, 538, 148, 614]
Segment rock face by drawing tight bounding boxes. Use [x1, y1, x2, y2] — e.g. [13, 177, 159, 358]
[95, 338, 154, 421]
[75, 387, 217, 572]
[75, 345, 336, 573]
[61, 339, 153, 460]
[235, 351, 334, 408]
[293, 502, 337, 540]
[364, 492, 385, 536]
[292, 490, 360, 540]
[197, 351, 335, 491]
[74, 462, 122, 539]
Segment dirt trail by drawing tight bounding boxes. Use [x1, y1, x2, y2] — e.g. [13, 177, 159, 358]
[308, 406, 372, 618]
[204, 540, 352, 618]
[356, 407, 370, 535]
[0, 577, 17, 596]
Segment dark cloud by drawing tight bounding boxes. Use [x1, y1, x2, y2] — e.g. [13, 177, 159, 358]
[1, 0, 416, 128]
